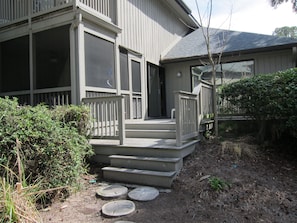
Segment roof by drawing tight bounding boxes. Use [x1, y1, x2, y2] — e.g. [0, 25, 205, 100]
[162, 28, 297, 62]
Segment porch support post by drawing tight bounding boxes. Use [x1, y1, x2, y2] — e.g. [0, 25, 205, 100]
[115, 39, 121, 95]
[70, 19, 78, 104]
[76, 12, 86, 102]
[28, 0, 34, 105]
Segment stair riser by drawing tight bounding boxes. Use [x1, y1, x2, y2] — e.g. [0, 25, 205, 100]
[92, 144, 196, 160]
[126, 130, 176, 139]
[126, 123, 176, 130]
[110, 158, 183, 172]
[103, 170, 175, 188]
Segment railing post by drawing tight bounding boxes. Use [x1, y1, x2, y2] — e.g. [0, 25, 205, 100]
[118, 96, 125, 145]
[175, 92, 182, 147]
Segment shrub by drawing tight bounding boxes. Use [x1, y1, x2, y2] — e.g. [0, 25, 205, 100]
[220, 68, 297, 142]
[0, 97, 93, 191]
[51, 105, 90, 136]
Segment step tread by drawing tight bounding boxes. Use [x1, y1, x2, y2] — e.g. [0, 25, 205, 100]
[102, 166, 176, 177]
[126, 129, 176, 132]
[109, 155, 180, 162]
[90, 138, 199, 149]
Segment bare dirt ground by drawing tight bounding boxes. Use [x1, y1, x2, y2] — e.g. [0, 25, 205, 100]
[40, 136, 297, 223]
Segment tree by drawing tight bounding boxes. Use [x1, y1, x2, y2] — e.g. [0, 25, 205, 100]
[194, 0, 232, 136]
[273, 26, 297, 38]
[270, 0, 297, 12]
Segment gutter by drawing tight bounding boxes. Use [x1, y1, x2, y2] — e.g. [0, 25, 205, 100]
[175, 0, 192, 14]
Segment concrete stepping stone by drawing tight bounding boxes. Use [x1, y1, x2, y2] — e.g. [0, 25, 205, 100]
[96, 184, 128, 199]
[102, 200, 135, 217]
[128, 186, 159, 201]
[114, 221, 136, 223]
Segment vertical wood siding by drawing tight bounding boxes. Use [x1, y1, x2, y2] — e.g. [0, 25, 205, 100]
[117, 0, 190, 64]
[254, 50, 294, 74]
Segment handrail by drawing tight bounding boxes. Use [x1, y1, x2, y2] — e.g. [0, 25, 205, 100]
[174, 83, 202, 146]
[82, 95, 125, 145]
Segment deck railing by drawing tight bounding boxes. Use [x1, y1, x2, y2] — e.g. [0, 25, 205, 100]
[174, 88, 201, 147]
[33, 87, 71, 106]
[0, 0, 116, 25]
[200, 81, 213, 117]
[82, 95, 125, 145]
[0, 87, 71, 106]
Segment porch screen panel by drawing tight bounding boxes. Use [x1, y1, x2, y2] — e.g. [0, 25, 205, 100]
[0, 36, 30, 92]
[85, 33, 115, 89]
[35, 25, 70, 89]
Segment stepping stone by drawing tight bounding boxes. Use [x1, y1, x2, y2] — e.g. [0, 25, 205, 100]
[114, 221, 136, 223]
[96, 184, 128, 198]
[128, 186, 159, 201]
[102, 200, 135, 217]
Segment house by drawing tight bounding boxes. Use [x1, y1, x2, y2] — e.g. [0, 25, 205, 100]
[0, 0, 200, 188]
[0, 0, 198, 117]
[1, 1, 296, 187]
[161, 28, 297, 116]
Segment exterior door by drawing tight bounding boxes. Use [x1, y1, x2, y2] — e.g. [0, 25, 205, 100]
[147, 63, 166, 117]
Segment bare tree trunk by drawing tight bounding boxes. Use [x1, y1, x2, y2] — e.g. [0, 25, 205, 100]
[212, 69, 218, 136]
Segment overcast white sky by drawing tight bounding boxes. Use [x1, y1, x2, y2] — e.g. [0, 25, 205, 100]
[183, 0, 297, 35]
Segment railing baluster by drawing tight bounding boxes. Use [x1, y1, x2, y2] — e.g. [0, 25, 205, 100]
[174, 86, 202, 147]
[82, 96, 126, 145]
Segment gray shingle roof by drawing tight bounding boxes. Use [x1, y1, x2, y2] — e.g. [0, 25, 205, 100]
[162, 28, 297, 61]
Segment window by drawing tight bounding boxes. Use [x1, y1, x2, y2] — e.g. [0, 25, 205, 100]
[120, 48, 129, 90]
[132, 60, 141, 93]
[191, 60, 254, 88]
[85, 33, 115, 89]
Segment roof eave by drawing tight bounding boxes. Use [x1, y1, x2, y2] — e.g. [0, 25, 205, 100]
[163, 0, 199, 29]
[161, 44, 297, 64]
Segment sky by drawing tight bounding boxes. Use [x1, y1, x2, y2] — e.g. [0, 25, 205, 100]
[183, 0, 297, 35]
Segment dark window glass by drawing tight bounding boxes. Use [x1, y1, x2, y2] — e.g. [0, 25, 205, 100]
[35, 25, 70, 89]
[0, 36, 30, 92]
[191, 60, 254, 88]
[120, 49, 129, 90]
[132, 60, 141, 92]
[85, 33, 115, 89]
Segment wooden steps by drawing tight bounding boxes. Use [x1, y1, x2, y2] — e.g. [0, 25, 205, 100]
[90, 119, 199, 188]
[102, 167, 176, 188]
[125, 120, 176, 139]
[109, 155, 182, 172]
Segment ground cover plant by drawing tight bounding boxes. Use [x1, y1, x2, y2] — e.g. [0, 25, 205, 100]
[0, 97, 93, 221]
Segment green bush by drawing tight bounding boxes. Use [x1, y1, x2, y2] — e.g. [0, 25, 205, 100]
[0, 97, 93, 190]
[51, 105, 90, 136]
[220, 68, 297, 142]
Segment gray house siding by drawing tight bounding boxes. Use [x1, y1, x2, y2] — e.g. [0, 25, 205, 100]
[118, 0, 194, 65]
[163, 48, 297, 117]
